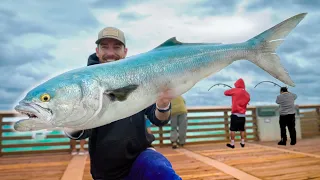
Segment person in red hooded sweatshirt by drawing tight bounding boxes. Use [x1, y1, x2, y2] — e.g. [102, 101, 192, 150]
[224, 78, 250, 149]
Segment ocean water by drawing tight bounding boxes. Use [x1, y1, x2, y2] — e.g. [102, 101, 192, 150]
[1, 111, 255, 153]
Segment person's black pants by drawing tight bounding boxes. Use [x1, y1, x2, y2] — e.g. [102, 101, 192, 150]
[279, 113, 296, 142]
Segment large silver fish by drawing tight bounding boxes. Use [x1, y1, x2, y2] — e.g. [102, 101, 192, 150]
[14, 13, 307, 132]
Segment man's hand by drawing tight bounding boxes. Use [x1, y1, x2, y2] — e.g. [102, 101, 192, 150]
[155, 89, 176, 120]
[156, 89, 175, 108]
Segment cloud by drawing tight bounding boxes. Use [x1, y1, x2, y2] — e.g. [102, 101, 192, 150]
[92, 1, 277, 58]
[0, 44, 55, 66]
[246, 0, 320, 12]
[1, 1, 99, 38]
[90, 0, 147, 9]
[177, 0, 240, 17]
[0, 0, 319, 111]
[118, 12, 150, 22]
[0, 0, 101, 110]
[245, 0, 320, 66]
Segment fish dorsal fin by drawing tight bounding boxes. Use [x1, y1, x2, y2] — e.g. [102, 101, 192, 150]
[154, 37, 182, 49]
[154, 37, 222, 49]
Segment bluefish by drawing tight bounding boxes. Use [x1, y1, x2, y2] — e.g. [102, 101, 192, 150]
[14, 13, 307, 132]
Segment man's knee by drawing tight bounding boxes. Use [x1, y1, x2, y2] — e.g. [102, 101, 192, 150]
[143, 150, 172, 166]
[139, 150, 181, 179]
[145, 160, 181, 180]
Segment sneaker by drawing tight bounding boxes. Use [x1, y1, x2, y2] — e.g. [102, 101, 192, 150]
[71, 151, 78, 156]
[226, 143, 235, 149]
[240, 143, 245, 148]
[172, 142, 178, 149]
[278, 140, 286, 146]
[290, 141, 296, 145]
[78, 150, 88, 155]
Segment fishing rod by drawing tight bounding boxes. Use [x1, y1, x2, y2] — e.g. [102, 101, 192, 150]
[207, 82, 250, 105]
[254, 80, 284, 89]
[208, 83, 232, 91]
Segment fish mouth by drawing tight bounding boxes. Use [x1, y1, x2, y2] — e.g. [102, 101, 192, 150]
[17, 109, 38, 119]
[14, 102, 53, 121]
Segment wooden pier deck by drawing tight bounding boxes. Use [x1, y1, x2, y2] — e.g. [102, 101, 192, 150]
[1, 104, 319, 179]
[0, 153, 72, 180]
[183, 137, 320, 180]
[1, 137, 319, 180]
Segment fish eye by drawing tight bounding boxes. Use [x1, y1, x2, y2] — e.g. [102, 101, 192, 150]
[40, 93, 51, 102]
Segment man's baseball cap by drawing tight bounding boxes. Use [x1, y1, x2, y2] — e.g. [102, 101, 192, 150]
[95, 27, 126, 46]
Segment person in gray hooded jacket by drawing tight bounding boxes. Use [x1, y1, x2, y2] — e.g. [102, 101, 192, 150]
[276, 87, 297, 146]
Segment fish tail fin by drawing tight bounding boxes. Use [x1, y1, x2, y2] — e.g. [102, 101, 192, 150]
[245, 13, 307, 87]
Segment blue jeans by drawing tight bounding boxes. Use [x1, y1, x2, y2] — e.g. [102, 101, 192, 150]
[124, 148, 182, 180]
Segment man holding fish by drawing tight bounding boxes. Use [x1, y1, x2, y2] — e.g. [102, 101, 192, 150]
[65, 27, 182, 180]
[13, 13, 308, 180]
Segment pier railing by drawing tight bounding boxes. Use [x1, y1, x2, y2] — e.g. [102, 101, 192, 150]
[298, 105, 320, 138]
[1, 104, 319, 156]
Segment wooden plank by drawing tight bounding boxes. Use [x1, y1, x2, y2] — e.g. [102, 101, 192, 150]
[157, 147, 237, 180]
[251, 109, 259, 141]
[187, 115, 225, 119]
[82, 147, 237, 180]
[2, 136, 34, 140]
[0, 112, 20, 117]
[155, 132, 255, 141]
[0, 161, 69, 170]
[153, 137, 256, 147]
[159, 120, 254, 127]
[255, 164, 320, 178]
[61, 155, 88, 180]
[248, 143, 320, 158]
[300, 118, 319, 122]
[177, 148, 261, 180]
[2, 134, 67, 140]
[187, 114, 254, 120]
[153, 140, 228, 147]
[159, 126, 163, 146]
[0, 153, 71, 180]
[253, 137, 320, 156]
[152, 127, 227, 134]
[187, 106, 256, 112]
[0, 153, 71, 164]
[184, 141, 320, 179]
[2, 142, 70, 148]
[0, 115, 2, 157]
[302, 132, 320, 136]
[2, 149, 70, 156]
[299, 105, 320, 109]
[224, 111, 229, 140]
[2, 129, 15, 132]
[2, 121, 13, 125]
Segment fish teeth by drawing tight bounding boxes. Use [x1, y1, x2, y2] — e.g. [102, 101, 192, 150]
[19, 111, 37, 118]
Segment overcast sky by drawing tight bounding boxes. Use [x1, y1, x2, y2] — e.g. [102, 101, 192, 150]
[0, 0, 319, 110]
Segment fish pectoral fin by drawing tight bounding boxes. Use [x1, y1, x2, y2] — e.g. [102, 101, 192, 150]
[104, 84, 139, 101]
[14, 119, 53, 132]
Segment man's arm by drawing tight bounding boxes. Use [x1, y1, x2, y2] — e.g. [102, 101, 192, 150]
[276, 95, 281, 104]
[64, 129, 92, 140]
[145, 103, 171, 126]
[291, 92, 297, 100]
[224, 89, 235, 96]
